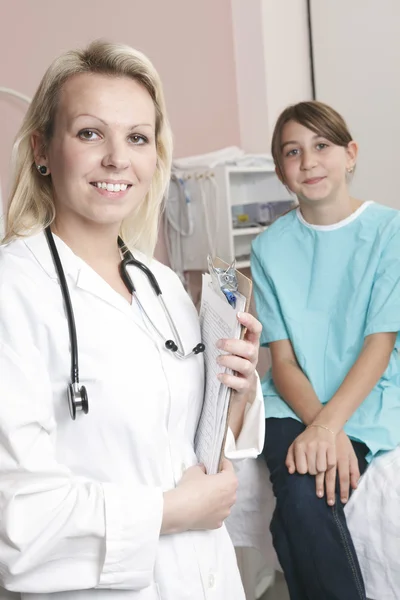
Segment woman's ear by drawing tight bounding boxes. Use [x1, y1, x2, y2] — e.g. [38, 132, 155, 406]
[31, 132, 49, 173]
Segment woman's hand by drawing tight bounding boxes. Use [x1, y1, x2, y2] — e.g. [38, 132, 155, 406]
[216, 312, 262, 398]
[315, 431, 360, 506]
[161, 459, 238, 534]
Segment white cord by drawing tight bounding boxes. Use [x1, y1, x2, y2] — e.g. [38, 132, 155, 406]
[164, 170, 220, 287]
[0, 87, 31, 104]
[165, 175, 194, 237]
[164, 174, 195, 290]
[198, 172, 219, 258]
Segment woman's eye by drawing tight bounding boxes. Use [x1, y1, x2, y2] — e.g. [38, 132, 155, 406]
[316, 143, 328, 150]
[129, 134, 148, 145]
[78, 130, 100, 141]
[286, 148, 299, 157]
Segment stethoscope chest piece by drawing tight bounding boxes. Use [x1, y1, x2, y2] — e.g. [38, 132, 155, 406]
[67, 383, 89, 420]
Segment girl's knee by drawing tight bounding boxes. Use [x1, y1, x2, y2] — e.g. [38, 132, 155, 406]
[276, 471, 321, 512]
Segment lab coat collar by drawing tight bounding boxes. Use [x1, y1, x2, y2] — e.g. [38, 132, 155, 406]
[23, 230, 81, 284]
[23, 230, 164, 334]
[24, 231, 130, 315]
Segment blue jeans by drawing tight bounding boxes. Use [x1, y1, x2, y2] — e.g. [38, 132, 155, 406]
[264, 417, 369, 600]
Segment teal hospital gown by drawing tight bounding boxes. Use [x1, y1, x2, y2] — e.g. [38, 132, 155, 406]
[251, 201, 400, 460]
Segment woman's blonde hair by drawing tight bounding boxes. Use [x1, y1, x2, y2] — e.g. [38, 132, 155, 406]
[271, 100, 353, 184]
[4, 39, 173, 255]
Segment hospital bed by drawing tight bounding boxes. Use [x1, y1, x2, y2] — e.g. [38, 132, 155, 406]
[228, 446, 400, 600]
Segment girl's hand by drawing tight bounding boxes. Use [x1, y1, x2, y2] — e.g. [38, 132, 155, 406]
[315, 431, 360, 505]
[216, 312, 262, 397]
[162, 459, 238, 533]
[285, 425, 337, 476]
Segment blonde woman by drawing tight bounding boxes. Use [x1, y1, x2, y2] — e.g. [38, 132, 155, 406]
[0, 40, 264, 599]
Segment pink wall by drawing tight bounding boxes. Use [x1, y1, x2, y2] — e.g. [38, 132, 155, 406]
[0, 0, 241, 204]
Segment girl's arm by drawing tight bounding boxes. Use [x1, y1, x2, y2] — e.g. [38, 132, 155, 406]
[285, 332, 396, 505]
[271, 332, 396, 439]
[312, 332, 396, 432]
[270, 338, 323, 425]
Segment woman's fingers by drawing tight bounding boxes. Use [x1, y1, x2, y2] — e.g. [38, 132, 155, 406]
[238, 312, 262, 346]
[217, 338, 257, 364]
[217, 354, 254, 377]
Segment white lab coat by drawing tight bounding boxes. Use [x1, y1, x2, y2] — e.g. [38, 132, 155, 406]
[0, 232, 264, 600]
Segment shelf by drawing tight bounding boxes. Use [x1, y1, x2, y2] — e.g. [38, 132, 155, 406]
[233, 225, 268, 237]
[226, 166, 275, 174]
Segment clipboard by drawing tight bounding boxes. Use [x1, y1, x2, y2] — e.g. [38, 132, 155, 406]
[212, 257, 253, 472]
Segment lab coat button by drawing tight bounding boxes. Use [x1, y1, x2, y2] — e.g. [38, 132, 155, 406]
[208, 573, 215, 589]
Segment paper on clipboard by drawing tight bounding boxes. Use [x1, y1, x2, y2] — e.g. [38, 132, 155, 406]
[194, 258, 252, 474]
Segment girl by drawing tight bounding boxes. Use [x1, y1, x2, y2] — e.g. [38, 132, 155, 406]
[251, 100, 400, 600]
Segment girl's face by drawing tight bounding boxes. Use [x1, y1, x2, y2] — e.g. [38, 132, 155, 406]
[33, 73, 158, 232]
[279, 120, 357, 204]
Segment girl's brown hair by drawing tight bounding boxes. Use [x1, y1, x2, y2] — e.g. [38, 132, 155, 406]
[271, 101, 353, 183]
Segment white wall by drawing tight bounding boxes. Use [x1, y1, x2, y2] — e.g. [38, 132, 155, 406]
[231, 0, 270, 153]
[231, 0, 312, 152]
[0, 0, 241, 204]
[311, 0, 400, 208]
[261, 0, 313, 145]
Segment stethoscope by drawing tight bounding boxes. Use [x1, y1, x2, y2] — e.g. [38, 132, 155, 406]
[44, 227, 205, 420]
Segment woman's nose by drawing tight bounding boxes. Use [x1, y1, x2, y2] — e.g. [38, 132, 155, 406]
[102, 139, 130, 170]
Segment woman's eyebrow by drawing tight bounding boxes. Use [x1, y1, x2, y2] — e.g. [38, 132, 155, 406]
[72, 113, 153, 129]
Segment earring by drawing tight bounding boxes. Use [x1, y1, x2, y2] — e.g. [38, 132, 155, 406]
[36, 165, 48, 175]
[347, 166, 354, 174]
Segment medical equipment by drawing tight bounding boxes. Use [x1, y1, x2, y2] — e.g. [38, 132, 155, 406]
[232, 200, 295, 228]
[44, 226, 205, 420]
[165, 150, 291, 277]
[163, 174, 195, 288]
[164, 170, 220, 286]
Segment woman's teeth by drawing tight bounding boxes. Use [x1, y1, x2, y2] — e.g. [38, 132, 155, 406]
[94, 182, 128, 192]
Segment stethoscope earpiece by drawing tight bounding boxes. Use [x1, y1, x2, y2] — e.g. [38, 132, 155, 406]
[67, 384, 89, 421]
[165, 339, 178, 352]
[193, 343, 205, 355]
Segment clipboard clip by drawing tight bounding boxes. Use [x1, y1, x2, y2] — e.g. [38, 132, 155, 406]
[207, 256, 239, 308]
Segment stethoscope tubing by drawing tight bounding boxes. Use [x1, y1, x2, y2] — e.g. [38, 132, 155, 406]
[45, 226, 205, 392]
[45, 227, 80, 385]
